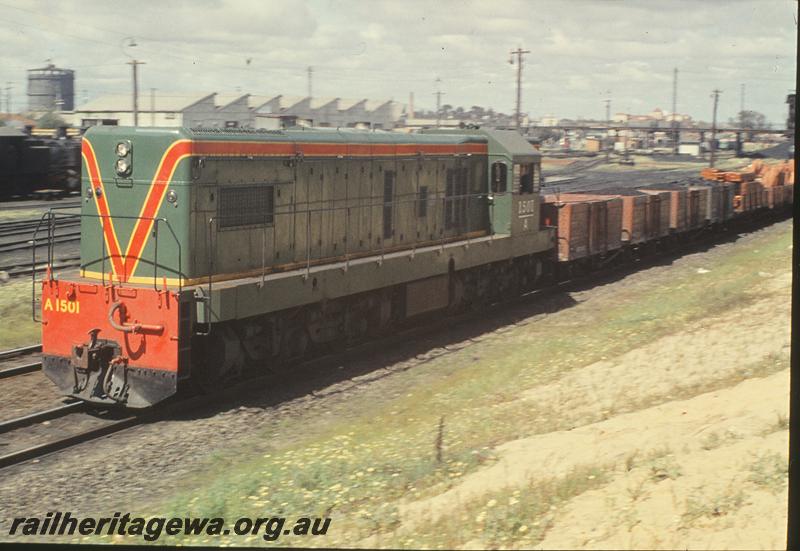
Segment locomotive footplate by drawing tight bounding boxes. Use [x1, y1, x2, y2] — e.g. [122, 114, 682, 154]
[42, 329, 177, 408]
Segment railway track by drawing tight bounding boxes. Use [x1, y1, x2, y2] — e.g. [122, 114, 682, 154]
[0, 217, 80, 236]
[0, 255, 81, 278]
[0, 211, 787, 471]
[0, 404, 142, 470]
[0, 401, 84, 433]
[0, 215, 83, 279]
[0, 344, 43, 379]
[0, 344, 140, 471]
[0, 217, 81, 255]
[0, 198, 81, 212]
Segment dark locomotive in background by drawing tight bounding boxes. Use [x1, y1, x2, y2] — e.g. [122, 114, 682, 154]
[0, 126, 82, 198]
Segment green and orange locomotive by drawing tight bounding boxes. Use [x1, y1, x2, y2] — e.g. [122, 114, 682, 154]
[37, 126, 553, 407]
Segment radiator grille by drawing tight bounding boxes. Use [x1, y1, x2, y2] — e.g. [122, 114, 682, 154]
[218, 184, 274, 229]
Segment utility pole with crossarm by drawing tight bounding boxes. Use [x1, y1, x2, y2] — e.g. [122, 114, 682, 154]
[509, 47, 530, 130]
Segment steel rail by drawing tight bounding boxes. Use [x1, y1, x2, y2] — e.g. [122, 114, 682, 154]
[0, 415, 141, 470]
[6, 259, 82, 278]
[0, 217, 80, 231]
[0, 232, 81, 253]
[0, 401, 84, 434]
[0, 344, 41, 360]
[0, 201, 81, 212]
[0, 361, 42, 379]
[0, 391, 213, 470]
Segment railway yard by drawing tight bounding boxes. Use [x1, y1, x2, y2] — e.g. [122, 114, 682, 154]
[0, 145, 793, 548]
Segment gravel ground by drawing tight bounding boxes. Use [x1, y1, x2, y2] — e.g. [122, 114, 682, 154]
[0, 218, 789, 529]
[0, 368, 66, 420]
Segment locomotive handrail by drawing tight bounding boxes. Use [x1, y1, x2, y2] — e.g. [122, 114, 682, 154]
[108, 301, 164, 334]
[31, 209, 186, 324]
[194, 217, 215, 336]
[31, 211, 50, 323]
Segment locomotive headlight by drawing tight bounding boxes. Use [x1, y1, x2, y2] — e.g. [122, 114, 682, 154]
[85, 186, 94, 199]
[115, 158, 131, 176]
[115, 141, 130, 157]
[166, 189, 178, 204]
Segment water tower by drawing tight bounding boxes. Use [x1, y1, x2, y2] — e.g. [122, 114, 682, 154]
[27, 64, 75, 112]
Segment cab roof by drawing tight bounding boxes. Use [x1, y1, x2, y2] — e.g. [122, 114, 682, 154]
[420, 128, 540, 161]
[84, 125, 487, 146]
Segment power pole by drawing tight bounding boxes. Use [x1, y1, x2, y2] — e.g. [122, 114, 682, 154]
[509, 47, 530, 130]
[671, 67, 679, 154]
[710, 89, 721, 168]
[604, 98, 611, 161]
[307, 66, 313, 99]
[150, 88, 156, 126]
[434, 77, 444, 128]
[624, 106, 630, 162]
[4, 82, 11, 114]
[739, 83, 745, 128]
[128, 59, 145, 126]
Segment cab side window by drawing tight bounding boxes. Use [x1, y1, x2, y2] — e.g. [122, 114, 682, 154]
[491, 162, 507, 193]
[519, 164, 533, 194]
[518, 163, 541, 194]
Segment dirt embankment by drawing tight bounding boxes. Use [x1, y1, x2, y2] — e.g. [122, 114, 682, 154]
[393, 227, 790, 549]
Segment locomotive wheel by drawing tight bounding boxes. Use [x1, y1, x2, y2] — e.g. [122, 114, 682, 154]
[280, 326, 310, 363]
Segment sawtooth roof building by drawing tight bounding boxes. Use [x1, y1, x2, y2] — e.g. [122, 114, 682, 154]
[65, 93, 407, 130]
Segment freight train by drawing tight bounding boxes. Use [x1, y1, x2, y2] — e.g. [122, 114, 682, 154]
[34, 126, 793, 408]
[0, 127, 81, 198]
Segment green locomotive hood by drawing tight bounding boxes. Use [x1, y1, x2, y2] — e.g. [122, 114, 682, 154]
[79, 126, 192, 284]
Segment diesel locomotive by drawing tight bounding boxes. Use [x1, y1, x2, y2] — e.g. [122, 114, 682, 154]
[37, 126, 553, 407]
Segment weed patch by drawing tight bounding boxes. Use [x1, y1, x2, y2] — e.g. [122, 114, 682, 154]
[747, 451, 787, 493]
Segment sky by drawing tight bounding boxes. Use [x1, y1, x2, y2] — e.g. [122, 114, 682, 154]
[0, 0, 796, 125]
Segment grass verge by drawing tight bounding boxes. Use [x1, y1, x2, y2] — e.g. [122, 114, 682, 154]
[0, 278, 39, 349]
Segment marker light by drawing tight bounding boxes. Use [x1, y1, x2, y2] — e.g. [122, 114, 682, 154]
[115, 158, 131, 175]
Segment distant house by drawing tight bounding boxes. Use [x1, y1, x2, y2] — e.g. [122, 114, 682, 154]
[64, 93, 219, 127]
[678, 142, 701, 156]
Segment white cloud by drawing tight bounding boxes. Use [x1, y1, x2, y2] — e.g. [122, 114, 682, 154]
[0, 0, 794, 123]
